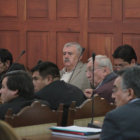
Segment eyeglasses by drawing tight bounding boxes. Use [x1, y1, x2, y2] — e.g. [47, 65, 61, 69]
[112, 87, 128, 93]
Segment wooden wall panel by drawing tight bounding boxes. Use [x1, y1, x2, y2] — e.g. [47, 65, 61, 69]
[123, 0, 140, 19]
[56, 0, 79, 18]
[89, 0, 112, 19]
[88, 33, 113, 59]
[27, 0, 48, 18]
[0, 31, 20, 59]
[123, 34, 140, 62]
[27, 31, 49, 68]
[0, 0, 17, 17]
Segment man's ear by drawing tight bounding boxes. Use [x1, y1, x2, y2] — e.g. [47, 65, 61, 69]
[128, 88, 135, 100]
[47, 75, 53, 81]
[44, 75, 53, 85]
[103, 67, 109, 75]
[131, 59, 136, 65]
[5, 60, 10, 69]
[12, 89, 19, 97]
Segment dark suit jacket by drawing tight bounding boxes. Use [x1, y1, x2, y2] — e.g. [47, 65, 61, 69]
[0, 96, 33, 120]
[100, 99, 140, 140]
[34, 80, 86, 110]
[34, 80, 86, 126]
[94, 72, 117, 103]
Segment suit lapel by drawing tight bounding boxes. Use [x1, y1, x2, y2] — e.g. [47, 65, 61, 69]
[69, 62, 82, 83]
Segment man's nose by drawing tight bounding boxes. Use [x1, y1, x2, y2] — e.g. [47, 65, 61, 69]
[64, 53, 69, 58]
[112, 93, 115, 99]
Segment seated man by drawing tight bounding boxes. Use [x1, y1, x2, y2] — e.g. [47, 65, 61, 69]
[0, 48, 13, 88]
[60, 42, 91, 91]
[31, 61, 86, 110]
[112, 44, 137, 72]
[84, 55, 117, 103]
[100, 66, 140, 140]
[0, 70, 34, 120]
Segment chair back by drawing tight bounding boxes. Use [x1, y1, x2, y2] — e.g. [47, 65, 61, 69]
[67, 95, 116, 125]
[5, 101, 63, 127]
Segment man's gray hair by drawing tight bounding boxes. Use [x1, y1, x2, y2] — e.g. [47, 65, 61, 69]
[95, 55, 113, 72]
[119, 66, 140, 98]
[63, 42, 83, 55]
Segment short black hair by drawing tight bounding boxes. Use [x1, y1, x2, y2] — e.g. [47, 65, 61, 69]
[31, 60, 43, 73]
[112, 44, 137, 64]
[31, 61, 60, 79]
[2, 70, 34, 99]
[0, 48, 13, 66]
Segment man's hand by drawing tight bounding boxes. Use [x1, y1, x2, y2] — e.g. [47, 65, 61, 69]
[84, 88, 93, 98]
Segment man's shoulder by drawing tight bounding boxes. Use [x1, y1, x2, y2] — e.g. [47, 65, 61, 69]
[77, 61, 87, 68]
[57, 80, 84, 95]
[35, 80, 82, 94]
[106, 102, 136, 118]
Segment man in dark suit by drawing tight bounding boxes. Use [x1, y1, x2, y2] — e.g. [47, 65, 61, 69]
[0, 48, 13, 88]
[84, 55, 117, 103]
[32, 61, 86, 126]
[32, 61, 86, 110]
[100, 66, 140, 140]
[0, 70, 34, 120]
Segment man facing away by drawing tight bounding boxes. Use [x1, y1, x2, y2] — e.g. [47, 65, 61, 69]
[84, 55, 117, 103]
[112, 44, 137, 72]
[60, 42, 91, 91]
[100, 66, 140, 140]
[0, 70, 34, 120]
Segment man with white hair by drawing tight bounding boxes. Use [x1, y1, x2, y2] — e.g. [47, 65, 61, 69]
[60, 42, 91, 91]
[84, 55, 117, 103]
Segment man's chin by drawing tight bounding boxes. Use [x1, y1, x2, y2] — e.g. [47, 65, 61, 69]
[64, 62, 70, 66]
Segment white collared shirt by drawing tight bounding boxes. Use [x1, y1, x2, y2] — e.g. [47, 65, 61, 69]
[60, 71, 73, 82]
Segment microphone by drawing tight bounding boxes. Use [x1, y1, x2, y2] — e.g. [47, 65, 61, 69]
[7, 50, 26, 73]
[92, 52, 96, 63]
[88, 52, 100, 128]
[68, 48, 85, 83]
[81, 48, 85, 55]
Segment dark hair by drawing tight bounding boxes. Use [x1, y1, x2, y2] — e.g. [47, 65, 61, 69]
[8, 63, 26, 71]
[31, 62, 43, 73]
[2, 70, 34, 99]
[0, 48, 13, 66]
[31, 61, 60, 79]
[118, 66, 140, 97]
[112, 44, 137, 63]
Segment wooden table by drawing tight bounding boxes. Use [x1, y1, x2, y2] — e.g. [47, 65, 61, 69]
[22, 133, 99, 140]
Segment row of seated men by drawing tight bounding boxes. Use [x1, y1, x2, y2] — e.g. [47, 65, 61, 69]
[0, 42, 139, 139]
